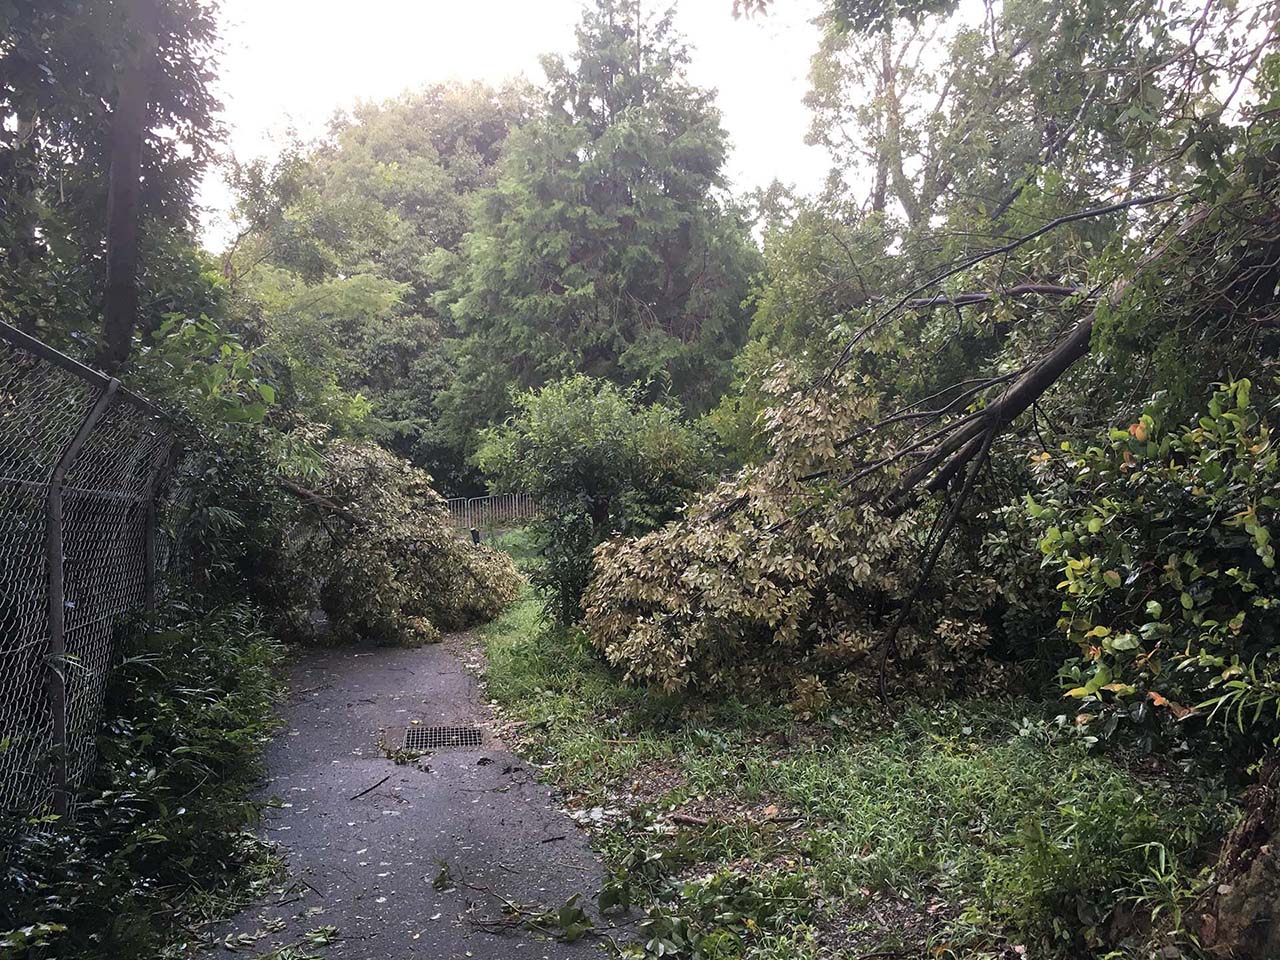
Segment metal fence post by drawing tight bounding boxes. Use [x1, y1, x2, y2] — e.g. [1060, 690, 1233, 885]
[143, 441, 177, 612]
[46, 379, 118, 816]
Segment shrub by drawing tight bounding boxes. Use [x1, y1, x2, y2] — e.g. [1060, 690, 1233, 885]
[0, 604, 282, 959]
[281, 439, 521, 644]
[583, 365, 1000, 694]
[528, 510, 598, 625]
[477, 376, 711, 623]
[1032, 380, 1280, 757]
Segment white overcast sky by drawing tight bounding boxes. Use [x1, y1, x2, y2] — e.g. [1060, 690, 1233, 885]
[198, 0, 831, 248]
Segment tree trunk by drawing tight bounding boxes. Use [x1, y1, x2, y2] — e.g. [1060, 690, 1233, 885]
[870, 36, 890, 214]
[880, 30, 921, 227]
[1201, 754, 1280, 958]
[5, 114, 41, 334]
[589, 494, 611, 533]
[97, 0, 159, 372]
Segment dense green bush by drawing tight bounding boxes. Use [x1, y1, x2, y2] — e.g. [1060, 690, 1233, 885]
[1032, 380, 1280, 759]
[0, 604, 282, 959]
[477, 375, 711, 623]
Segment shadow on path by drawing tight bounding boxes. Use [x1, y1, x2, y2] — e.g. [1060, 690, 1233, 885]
[212, 635, 605, 959]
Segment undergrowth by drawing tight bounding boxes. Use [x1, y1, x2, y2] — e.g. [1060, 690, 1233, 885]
[480, 577, 1233, 959]
[0, 602, 283, 959]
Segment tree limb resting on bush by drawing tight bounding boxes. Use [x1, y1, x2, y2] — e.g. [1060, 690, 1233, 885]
[856, 203, 1212, 699]
[883, 205, 1211, 513]
[277, 476, 363, 526]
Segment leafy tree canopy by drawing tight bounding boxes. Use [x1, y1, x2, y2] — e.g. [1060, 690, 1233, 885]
[227, 81, 532, 487]
[0, 0, 223, 349]
[438, 0, 762, 458]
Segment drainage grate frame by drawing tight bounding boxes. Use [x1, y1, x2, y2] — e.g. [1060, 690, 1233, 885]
[404, 725, 483, 751]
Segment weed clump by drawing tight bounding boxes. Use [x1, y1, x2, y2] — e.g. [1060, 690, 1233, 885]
[0, 604, 283, 959]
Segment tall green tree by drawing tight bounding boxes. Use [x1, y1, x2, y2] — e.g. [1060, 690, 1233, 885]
[440, 0, 761, 458]
[0, 0, 223, 358]
[229, 82, 531, 488]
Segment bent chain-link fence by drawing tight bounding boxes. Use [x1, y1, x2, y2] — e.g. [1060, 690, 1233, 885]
[0, 322, 178, 816]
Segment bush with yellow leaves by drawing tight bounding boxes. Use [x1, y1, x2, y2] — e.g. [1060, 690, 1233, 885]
[583, 365, 1000, 696]
[282, 439, 521, 645]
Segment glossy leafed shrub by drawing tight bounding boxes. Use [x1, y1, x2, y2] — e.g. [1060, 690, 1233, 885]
[1032, 381, 1280, 752]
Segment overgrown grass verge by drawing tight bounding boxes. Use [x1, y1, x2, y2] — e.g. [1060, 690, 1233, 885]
[480, 587, 1233, 959]
[0, 602, 284, 959]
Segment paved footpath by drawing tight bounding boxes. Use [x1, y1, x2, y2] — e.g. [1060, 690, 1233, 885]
[211, 635, 605, 959]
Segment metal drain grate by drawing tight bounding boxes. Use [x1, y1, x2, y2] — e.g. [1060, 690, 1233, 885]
[404, 726, 483, 751]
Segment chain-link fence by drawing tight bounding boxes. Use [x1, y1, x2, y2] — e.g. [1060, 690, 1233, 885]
[0, 322, 178, 816]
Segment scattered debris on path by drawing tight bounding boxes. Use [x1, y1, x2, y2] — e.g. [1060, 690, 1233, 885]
[209, 636, 605, 959]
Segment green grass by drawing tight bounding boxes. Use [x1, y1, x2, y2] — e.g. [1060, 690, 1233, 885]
[480, 590, 1231, 959]
[484, 526, 541, 568]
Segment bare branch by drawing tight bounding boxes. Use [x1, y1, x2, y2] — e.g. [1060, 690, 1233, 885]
[821, 192, 1177, 384]
[902, 283, 1083, 309]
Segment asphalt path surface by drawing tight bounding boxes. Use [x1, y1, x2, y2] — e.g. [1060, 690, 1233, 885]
[211, 636, 605, 959]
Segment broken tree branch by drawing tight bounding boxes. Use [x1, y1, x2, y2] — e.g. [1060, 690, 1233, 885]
[277, 476, 362, 526]
[885, 205, 1212, 512]
[901, 283, 1084, 309]
[822, 192, 1178, 384]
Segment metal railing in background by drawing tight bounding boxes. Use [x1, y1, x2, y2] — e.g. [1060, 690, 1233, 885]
[445, 493, 541, 530]
[0, 322, 179, 816]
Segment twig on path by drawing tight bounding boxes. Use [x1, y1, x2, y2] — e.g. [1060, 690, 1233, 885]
[670, 813, 710, 827]
[539, 834, 566, 844]
[348, 775, 391, 801]
[453, 874, 557, 936]
[550, 859, 595, 872]
[669, 811, 803, 828]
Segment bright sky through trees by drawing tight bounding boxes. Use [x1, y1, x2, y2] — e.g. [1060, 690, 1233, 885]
[198, 0, 829, 246]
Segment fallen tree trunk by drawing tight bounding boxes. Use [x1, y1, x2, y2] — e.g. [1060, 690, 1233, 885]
[277, 476, 362, 526]
[885, 206, 1211, 512]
